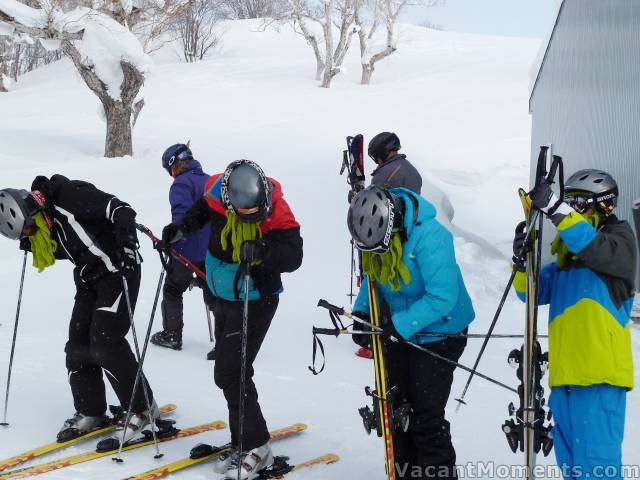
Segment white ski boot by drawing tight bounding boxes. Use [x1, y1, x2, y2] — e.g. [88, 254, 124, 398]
[57, 412, 109, 442]
[224, 443, 274, 480]
[120, 400, 160, 443]
[212, 447, 238, 474]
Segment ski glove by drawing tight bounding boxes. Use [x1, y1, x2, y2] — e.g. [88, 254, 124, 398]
[158, 223, 183, 251]
[512, 221, 528, 272]
[19, 237, 31, 252]
[351, 311, 371, 349]
[529, 182, 572, 219]
[240, 240, 268, 264]
[381, 320, 402, 345]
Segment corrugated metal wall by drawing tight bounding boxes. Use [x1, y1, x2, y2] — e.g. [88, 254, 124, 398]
[529, 0, 640, 284]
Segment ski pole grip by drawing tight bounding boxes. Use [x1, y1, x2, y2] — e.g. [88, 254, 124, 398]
[534, 145, 550, 186]
[317, 299, 345, 316]
[312, 327, 341, 337]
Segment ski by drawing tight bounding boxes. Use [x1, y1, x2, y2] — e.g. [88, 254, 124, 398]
[0, 403, 177, 473]
[256, 453, 339, 479]
[502, 146, 556, 479]
[0, 419, 226, 479]
[358, 280, 396, 480]
[122, 423, 307, 480]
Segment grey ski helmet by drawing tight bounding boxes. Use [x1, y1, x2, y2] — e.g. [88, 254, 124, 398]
[348, 186, 404, 254]
[0, 189, 39, 240]
[220, 160, 273, 222]
[563, 169, 618, 215]
[368, 132, 401, 163]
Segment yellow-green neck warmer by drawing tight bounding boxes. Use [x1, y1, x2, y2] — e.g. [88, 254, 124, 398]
[220, 210, 263, 263]
[29, 212, 57, 273]
[551, 212, 601, 269]
[362, 233, 411, 292]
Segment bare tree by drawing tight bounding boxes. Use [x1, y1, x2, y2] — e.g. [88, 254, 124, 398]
[355, 0, 440, 84]
[0, 0, 151, 157]
[285, 0, 357, 87]
[222, 0, 286, 19]
[173, 0, 223, 62]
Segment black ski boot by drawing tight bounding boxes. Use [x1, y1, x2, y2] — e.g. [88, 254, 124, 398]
[151, 330, 182, 350]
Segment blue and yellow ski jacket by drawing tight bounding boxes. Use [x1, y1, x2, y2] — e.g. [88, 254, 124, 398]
[514, 212, 637, 389]
[353, 188, 475, 344]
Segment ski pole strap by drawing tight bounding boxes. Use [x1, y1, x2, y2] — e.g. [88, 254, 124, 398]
[308, 329, 326, 376]
[317, 299, 347, 330]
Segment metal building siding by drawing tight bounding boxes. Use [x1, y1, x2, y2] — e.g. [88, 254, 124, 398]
[529, 0, 640, 281]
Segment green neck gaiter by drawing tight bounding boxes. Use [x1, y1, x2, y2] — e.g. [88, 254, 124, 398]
[220, 210, 263, 263]
[551, 211, 601, 268]
[362, 233, 411, 292]
[29, 212, 57, 273]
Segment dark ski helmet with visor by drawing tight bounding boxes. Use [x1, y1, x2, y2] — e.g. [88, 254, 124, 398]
[348, 186, 404, 254]
[220, 160, 273, 222]
[563, 169, 618, 216]
[162, 143, 193, 174]
[368, 132, 401, 163]
[0, 189, 40, 240]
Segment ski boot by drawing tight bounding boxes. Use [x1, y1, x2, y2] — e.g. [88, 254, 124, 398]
[212, 447, 238, 474]
[224, 443, 274, 479]
[355, 347, 373, 359]
[120, 400, 160, 443]
[57, 412, 109, 442]
[151, 330, 182, 350]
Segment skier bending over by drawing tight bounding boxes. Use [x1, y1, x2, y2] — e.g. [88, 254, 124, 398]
[159, 160, 303, 479]
[0, 176, 158, 442]
[349, 186, 475, 480]
[513, 169, 636, 480]
[150, 143, 216, 356]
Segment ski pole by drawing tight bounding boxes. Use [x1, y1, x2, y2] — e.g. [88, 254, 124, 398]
[237, 263, 251, 480]
[205, 303, 214, 343]
[1, 251, 27, 427]
[633, 199, 640, 256]
[114, 272, 162, 462]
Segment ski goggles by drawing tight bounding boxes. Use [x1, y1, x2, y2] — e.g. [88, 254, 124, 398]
[164, 146, 192, 173]
[564, 194, 594, 214]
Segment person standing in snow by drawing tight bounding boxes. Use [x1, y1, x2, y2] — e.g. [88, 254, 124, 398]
[150, 143, 217, 357]
[349, 185, 475, 480]
[158, 160, 303, 479]
[512, 169, 636, 480]
[0, 177, 158, 442]
[354, 132, 424, 359]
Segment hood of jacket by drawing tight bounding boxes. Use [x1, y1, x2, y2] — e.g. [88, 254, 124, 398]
[390, 187, 437, 237]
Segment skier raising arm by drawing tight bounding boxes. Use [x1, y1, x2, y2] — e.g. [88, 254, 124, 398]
[159, 160, 302, 480]
[511, 169, 636, 480]
[349, 186, 474, 480]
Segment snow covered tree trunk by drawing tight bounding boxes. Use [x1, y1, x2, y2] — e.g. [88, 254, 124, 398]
[319, 0, 334, 88]
[63, 41, 144, 157]
[0, 74, 6, 92]
[361, 63, 373, 84]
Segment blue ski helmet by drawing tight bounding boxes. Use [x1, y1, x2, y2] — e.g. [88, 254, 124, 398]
[162, 144, 193, 174]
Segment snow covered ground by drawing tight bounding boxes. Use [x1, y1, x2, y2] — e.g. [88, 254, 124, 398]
[0, 19, 638, 479]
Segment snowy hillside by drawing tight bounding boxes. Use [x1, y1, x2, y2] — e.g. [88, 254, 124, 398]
[0, 19, 638, 479]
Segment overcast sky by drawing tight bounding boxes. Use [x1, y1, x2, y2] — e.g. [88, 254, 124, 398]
[402, 0, 558, 38]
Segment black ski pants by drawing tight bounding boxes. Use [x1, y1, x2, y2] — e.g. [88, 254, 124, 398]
[386, 333, 467, 479]
[161, 259, 215, 332]
[65, 266, 154, 416]
[212, 296, 278, 451]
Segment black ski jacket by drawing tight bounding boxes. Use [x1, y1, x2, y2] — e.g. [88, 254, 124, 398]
[371, 154, 422, 194]
[32, 175, 139, 279]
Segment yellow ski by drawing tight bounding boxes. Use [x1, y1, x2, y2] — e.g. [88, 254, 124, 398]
[0, 404, 177, 473]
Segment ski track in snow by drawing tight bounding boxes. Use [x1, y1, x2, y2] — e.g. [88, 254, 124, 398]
[0, 19, 638, 479]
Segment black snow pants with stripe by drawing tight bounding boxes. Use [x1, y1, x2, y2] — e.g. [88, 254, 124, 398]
[65, 265, 154, 416]
[212, 295, 278, 451]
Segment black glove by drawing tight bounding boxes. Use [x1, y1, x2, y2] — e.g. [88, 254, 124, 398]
[512, 221, 528, 272]
[529, 182, 560, 215]
[19, 237, 31, 252]
[351, 311, 371, 349]
[380, 320, 402, 345]
[240, 240, 268, 263]
[115, 230, 139, 274]
[157, 223, 183, 251]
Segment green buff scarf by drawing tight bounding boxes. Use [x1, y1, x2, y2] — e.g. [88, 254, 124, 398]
[28, 212, 57, 273]
[551, 212, 601, 269]
[361, 233, 411, 292]
[220, 210, 263, 264]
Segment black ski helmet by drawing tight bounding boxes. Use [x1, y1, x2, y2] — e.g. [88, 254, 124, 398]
[0, 189, 40, 240]
[564, 169, 618, 216]
[368, 132, 401, 163]
[220, 160, 273, 222]
[348, 186, 404, 253]
[162, 143, 193, 174]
